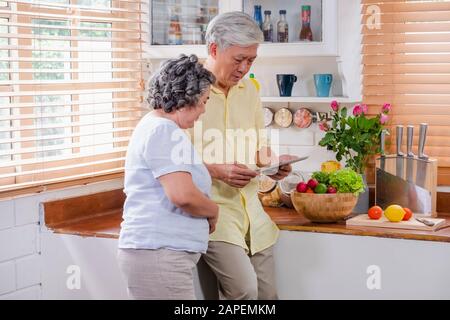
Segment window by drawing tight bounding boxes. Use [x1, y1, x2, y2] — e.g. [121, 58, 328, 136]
[362, 0, 450, 185]
[0, 0, 148, 193]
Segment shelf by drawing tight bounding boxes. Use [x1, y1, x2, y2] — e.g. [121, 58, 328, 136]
[260, 96, 361, 104]
[144, 44, 208, 59]
[144, 42, 338, 59]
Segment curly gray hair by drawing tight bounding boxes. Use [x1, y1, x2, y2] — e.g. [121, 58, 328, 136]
[147, 54, 215, 113]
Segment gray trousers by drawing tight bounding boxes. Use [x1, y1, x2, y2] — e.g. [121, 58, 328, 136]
[117, 248, 200, 300]
[202, 241, 278, 300]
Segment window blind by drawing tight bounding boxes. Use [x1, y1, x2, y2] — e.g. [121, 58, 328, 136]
[0, 0, 148, 193]
[362, 0, 450, 185]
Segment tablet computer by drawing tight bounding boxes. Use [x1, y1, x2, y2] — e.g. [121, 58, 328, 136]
[255, 156, 309, 175]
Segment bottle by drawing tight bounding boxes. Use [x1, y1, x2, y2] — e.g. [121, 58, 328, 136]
[299, 5, 313, 41]
[196, 6, 208, 44]
[168, 6, 182, 45]
[277, 10, 289, 43]
[249, 73, 260, 92]
[262, 10, 273, 42]
[253, 5, 263, 31]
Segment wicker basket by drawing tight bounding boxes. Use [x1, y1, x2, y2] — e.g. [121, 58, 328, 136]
[290, 191, 358, 223]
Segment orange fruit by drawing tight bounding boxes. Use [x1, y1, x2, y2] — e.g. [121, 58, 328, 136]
[368, 205, 383, 220]
[384, 205, 405, 222]
[403, 208, 413, 221]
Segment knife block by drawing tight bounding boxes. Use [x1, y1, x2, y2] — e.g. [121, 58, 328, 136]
[375, 156, 438, 217]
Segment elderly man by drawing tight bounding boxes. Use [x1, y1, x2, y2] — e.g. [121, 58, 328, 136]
[190, 12, 292, 300]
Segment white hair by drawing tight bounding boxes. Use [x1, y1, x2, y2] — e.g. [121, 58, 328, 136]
[205, 11, 264, 53]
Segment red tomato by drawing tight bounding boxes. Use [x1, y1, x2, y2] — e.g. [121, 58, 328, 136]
[368, 205, 383, 220]
[403, 207, 413, 221]
[306, 188, 315, 194]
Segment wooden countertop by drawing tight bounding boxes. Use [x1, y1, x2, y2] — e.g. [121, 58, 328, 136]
[45, 202, 450, 243]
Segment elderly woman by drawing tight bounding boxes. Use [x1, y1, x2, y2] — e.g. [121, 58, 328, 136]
[117, 54, 218, 300]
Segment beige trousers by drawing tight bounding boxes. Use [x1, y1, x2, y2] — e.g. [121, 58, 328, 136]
[117, 248, 200, 300]
[202, 241, 278, 300]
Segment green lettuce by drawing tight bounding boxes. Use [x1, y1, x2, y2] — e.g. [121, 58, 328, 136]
[328, 168, 365, 195]
[311, 171, 330, 185]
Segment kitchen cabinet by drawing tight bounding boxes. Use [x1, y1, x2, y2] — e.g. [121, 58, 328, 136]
[144, 0, 361, 103]
[146, 0, 337, 59]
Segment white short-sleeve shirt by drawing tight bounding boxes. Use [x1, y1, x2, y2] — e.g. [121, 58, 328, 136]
[119, 114, 212, 253]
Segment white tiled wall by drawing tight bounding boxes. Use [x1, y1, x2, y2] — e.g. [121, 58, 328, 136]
[0, 178, 124, 300]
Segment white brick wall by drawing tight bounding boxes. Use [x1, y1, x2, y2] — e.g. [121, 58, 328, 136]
[0, 198, 14, 230]
[16, 254, 41, 290]
[0, 178, 124, 300]
[1, 285, 41, 300]
[0, 261, 15, 295]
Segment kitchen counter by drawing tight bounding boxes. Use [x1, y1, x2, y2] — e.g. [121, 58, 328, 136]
[42, 189, 450, 243]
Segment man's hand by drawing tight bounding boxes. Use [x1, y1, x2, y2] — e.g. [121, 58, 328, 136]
[268, 154, 294, 181]
[206, 163, 258, 188]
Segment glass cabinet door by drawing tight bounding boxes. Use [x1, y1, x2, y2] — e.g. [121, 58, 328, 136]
[243, 0, 323, 43]
[151, 0, 219, 45]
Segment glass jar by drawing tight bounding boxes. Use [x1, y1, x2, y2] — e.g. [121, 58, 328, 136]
[258, 175, 283, 207]
[278, 171, 305, 208]
[263, 107, 274, 127]
[274, 107, 293, 128]
[293, 108, 313, 128]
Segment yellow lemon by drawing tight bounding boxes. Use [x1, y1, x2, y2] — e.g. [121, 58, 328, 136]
[321, 160, 341, 173]
[384, 205, 405, 222]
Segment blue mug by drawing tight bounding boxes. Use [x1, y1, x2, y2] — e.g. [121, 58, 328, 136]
[277, 74, 298, 97]
[314, 74, 333, 97]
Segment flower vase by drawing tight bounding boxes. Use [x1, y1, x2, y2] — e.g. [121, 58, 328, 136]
[353, 173, 369, 214]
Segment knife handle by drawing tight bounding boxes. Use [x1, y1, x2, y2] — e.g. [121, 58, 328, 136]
[380, 129, 386, 156]
[407, 125, 414, 157]
[418, 123, 428, 159]
[396, 125, 404, 156]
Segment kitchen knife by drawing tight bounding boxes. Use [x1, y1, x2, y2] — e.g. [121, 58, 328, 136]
[416, 123, 429, 188]
[395, 125, 404, 179]
[376, 168, 432, 214]
[379, 129, 386, 171]
[406, 125, 414, 182]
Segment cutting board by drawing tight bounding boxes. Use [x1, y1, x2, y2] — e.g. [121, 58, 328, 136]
[346, 214, 446, 231]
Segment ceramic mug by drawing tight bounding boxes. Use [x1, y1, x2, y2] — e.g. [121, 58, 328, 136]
[276, 74, 298, 97]
[314, 74, 333, 97]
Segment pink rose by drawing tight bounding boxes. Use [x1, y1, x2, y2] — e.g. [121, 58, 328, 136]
[361, 104, 368, 114]
[380, 113, 389, 124]
[331, 100, 339, 112]
[353, 105, 362, 116]
[382, 103, 391, 114]
[319, 121, 330, 132]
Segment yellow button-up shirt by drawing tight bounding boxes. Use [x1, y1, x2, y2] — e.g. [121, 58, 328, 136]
[188, 79, 279, 254]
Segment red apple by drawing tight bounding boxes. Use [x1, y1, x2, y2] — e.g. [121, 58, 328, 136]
[307, 179, 319, 190]
[296, 182, 308, 193]
[327, 186, 337, 194]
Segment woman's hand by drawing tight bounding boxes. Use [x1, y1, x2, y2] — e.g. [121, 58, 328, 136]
[207, 203, 219, 234]
[208, 215, 218, 234]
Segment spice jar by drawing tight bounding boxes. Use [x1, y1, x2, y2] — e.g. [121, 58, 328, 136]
[274, 107, 293, 128]
[257, 175, 283, 207]
[293, 108, 313, 128]
[278, 171, 304, 208]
